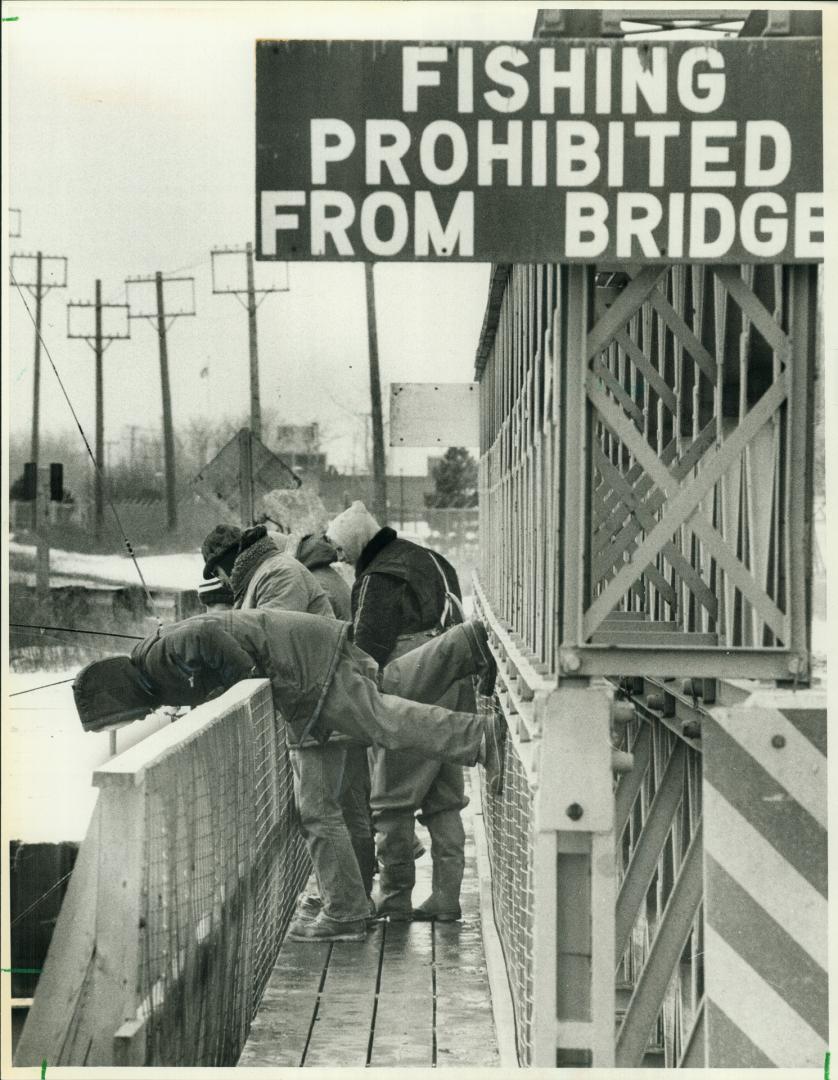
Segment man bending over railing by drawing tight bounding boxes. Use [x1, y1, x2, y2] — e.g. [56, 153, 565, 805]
[73, 609, 503, 940]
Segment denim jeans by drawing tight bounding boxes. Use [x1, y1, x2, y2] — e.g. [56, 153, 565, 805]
[289, 741, 373, 924]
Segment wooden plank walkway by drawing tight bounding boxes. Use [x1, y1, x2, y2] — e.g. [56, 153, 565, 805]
[238, 800, 500, 1068]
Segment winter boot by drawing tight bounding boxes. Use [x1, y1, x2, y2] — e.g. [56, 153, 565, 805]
[374, 811, 416, 921]
[412, 809, 465, 922]
[288, 911, 366, 942]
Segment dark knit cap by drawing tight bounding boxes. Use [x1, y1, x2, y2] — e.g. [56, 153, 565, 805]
[73, 656, 159, 733]
[201, 524, 242, 579]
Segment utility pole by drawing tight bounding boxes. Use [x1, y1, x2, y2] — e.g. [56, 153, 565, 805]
[127, 424, 140, 466]
[365, 262, 387, 523]
[67, 281, 130, 538]
[210, 243, 289, 441]
[126, 272, 196, 531]
[155, 271, 178, 532]
[9, 252, 68, 532]
[238, 427, 255, 527]
[36, 466, 51, 600]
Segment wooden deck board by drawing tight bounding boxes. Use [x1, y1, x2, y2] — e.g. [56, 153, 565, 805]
[303, 923, 383, 1067]
[238, 803, 501, 1069]
[369, 921, 435, 1067]
[435, 834, 500, 1066]
[237, 940, 328, 1067]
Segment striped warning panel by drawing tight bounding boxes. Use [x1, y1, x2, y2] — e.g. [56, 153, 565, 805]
[702, 697, 828, 1068]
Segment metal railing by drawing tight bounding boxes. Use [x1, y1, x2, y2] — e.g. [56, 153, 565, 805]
[14, 680, 310, 1068]
[477, 261, 817, 681]
[473, 238, 825, 1063]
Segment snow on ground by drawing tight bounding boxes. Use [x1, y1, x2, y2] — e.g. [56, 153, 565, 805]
[9, 541, 204, 591]
[6, 670, 172, 843]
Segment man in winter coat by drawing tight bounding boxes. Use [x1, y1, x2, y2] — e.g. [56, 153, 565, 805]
[201, 523, 374, 940]
[73, 609, 502, 941]
[294, 533, 352, 622]
[327, 500, 475, 923]
[201, 523, 332, 616]
[291, 531, 375, 923]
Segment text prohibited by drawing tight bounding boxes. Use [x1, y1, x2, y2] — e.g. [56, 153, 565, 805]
[256, 38, 822, 263]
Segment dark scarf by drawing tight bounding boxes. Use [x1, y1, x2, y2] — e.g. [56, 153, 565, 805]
[230, 533, 281, 602]
[356, 527, 397, 576]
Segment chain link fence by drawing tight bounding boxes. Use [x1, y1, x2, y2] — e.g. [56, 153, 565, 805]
[139, 683, 309, 1065]
[479, 694, 535, 1066]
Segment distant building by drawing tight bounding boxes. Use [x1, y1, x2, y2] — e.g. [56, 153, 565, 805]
[274, 423, 326, 490]
[318, 457, 441, 519]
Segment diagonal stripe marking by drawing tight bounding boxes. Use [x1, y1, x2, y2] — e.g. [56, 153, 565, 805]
[706, 856, 829, 1040]
[705, 1000, 774, 1068]
[704, 784, 827, 967]
[706, 721, 826, 895]
[705, 926, 826, 1067]
[713, 707, 826, 829]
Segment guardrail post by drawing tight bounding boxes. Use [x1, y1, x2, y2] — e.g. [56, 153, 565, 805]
[532, 680, 615, 1067]
[702, 688, 827, 1067]
[86, 772, 146, 1064]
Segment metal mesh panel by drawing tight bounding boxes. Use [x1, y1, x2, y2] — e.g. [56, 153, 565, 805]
[480, 694, 535, 1066]
[138, 683, 310, 1066]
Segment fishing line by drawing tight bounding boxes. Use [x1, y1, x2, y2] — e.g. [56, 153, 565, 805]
[11, 622, 144, 641]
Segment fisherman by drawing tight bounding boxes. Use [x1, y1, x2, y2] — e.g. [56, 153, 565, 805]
[200, 523, 374, 940]
[201, 522, 332, 615]
[327, 500, 475, 923]
[73, 608, 501, 943]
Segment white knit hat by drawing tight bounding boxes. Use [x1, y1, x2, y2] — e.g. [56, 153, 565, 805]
[326, 500, 381, 563]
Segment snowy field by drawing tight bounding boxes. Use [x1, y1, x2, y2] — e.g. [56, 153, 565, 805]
[9, 540, 204, 590]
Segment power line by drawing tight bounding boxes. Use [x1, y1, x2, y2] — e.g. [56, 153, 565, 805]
[9, 268, 162, 623]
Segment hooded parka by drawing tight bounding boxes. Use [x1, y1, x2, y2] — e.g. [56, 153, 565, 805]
[132, 609, 347, 744]
[296, 534, 352, 621]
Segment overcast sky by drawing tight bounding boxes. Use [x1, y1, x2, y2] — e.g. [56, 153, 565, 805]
[4, 0, 550, 475]
[4, 1, 836, 481]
